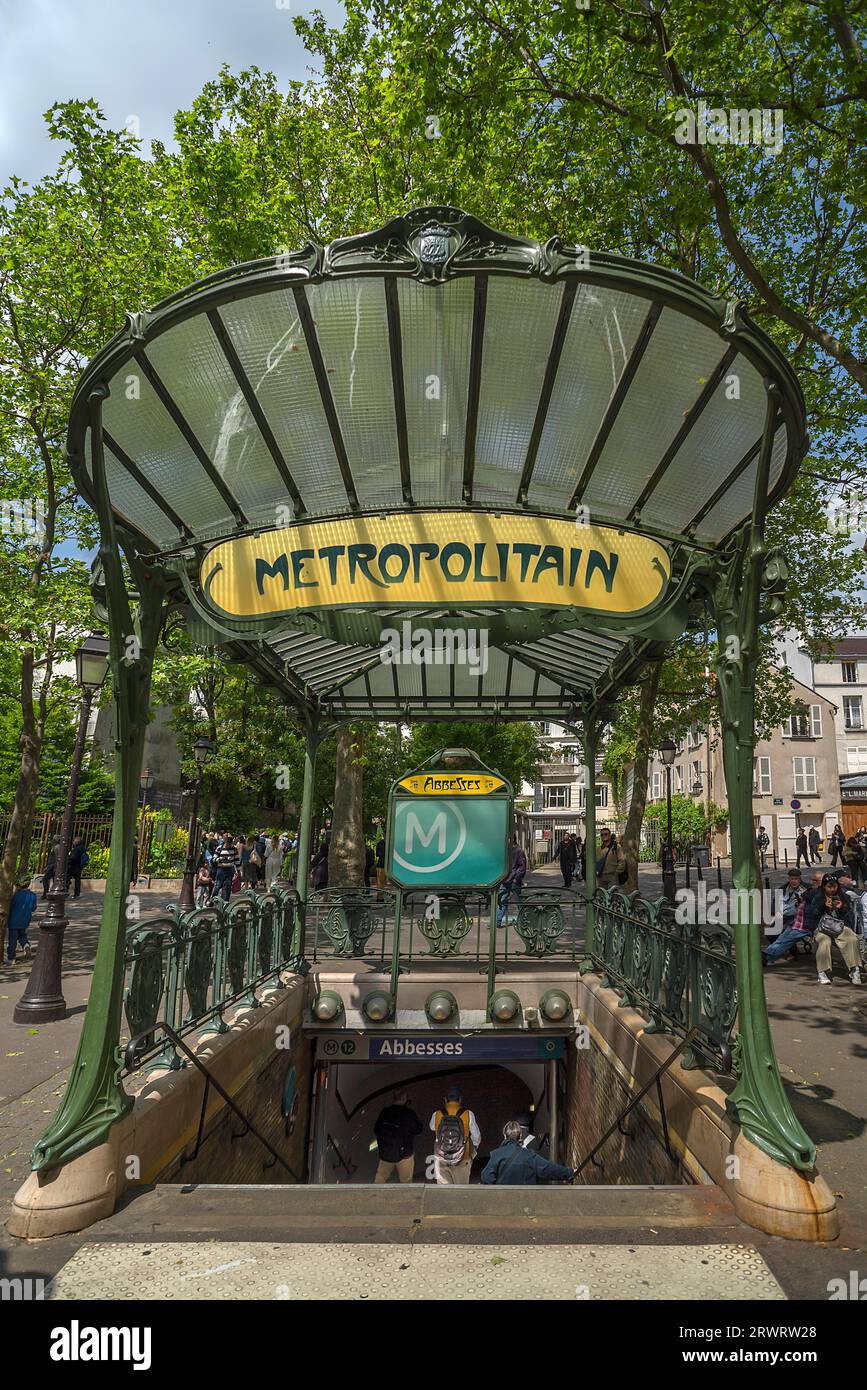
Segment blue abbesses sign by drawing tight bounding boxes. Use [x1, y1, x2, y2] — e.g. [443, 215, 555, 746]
[368, 1035, 565, 1061]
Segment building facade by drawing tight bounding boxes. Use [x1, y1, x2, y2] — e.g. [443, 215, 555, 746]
[519, 721, 615, 861]
[641, 676, 842, 863]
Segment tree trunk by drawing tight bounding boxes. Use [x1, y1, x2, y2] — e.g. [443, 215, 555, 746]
[621, 662, 663, 892]
[329, 724, 365, 888]
[0, 649, 41, 950]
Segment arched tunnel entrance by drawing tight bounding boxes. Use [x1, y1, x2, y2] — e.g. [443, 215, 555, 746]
[311, 1056, 561, 1184]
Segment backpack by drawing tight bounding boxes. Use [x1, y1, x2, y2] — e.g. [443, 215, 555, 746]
[434, 1103, 468, 1165]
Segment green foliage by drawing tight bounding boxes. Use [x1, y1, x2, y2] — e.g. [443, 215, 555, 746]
[407, 721, 543, 793]
[644, 795, 729, 854]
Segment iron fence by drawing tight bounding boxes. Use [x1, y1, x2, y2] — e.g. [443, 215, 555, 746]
[121, 887, 298, 1073]
[591, 886, 737, 1073]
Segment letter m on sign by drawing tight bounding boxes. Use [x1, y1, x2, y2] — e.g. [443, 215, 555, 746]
[405, 811, 447, 856]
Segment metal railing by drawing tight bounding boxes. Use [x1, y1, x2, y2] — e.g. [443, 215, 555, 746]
[123, 1020, 299, 1180]
[122, 887, 298, 1073]
[591, 886, 736, 1074]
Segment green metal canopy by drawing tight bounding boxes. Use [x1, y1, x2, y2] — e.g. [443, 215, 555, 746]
[67, 206, 807, 722]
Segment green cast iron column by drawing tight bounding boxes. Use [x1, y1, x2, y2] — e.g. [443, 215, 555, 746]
[710, 393, 815, 1172]
[32, 384, 172, 1171]
[290, 715, 319, 962]
[579, 713, 600, 968]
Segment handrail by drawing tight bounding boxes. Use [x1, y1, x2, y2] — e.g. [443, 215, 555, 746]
[572, 1026, 701, 1177]
[326, 1132, 357, 1178]
[124, 1021, 300, 1181]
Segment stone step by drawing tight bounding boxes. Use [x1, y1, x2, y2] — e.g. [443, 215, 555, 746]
[93, 1180, 740, 1246]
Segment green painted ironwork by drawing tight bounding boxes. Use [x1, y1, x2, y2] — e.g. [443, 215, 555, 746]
[122, 890, 296, 1076]
[592, 887, 736, 1073]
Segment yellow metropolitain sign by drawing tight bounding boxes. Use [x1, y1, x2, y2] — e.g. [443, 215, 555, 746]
[398, 773, 506, 795]
[200, 512, 670, 620]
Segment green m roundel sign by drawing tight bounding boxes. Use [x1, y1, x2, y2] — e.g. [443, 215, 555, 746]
[386, 759, 512, 890]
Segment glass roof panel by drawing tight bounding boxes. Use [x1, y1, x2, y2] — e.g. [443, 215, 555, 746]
[581, 308, 730, 516]
[638, 353, 769, 534]
[83, 431, 181, 549]
[307, 277, 404, 510]
[473, 279, 565, 501]
[527, 284, 651, 510]
[215, 289, 350, 516]
[144, 314, 296, 527]
[694, 425, 788, 541]
[397, 277, 473, 506]
[102, 371, 230, 533]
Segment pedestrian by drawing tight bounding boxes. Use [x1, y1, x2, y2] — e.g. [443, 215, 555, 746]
[4, 876, 37, 966]
[572, 832, 583, 882]
[558, 832, 577, 888]
[808, 826, 822, 864]
[795, 828, 809, 871]
[242, 835, 259, 888]
[756, 825, 769, 872]
[373, 1089, 423, 1183]
[311, 836, 329, 891]
[481, 1120, 575, 1185]
[67, 836, 88, 898]
[762, 869, 810, 966]
[597, 826, 626, 888]
[195, 857, 215, 908]
[497, 834, 528, 925]
[212, 834, 239, 901]
[829, 824, 846, 867]
[429, 1086, 481, 1184]
[375, 834, 386, 899]
[363, 841, 375, 889]
[42, 834, 61, 898]
[264, 834, 283, 889]
[843, 835, 866, 889]
[804, 872, 862, 985]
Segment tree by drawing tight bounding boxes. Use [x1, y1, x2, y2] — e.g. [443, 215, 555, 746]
[408, 721, 543, 793]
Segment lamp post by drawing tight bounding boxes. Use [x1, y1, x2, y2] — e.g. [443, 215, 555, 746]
[659, 738, 677, 905]
[178, 737, 214, 910]
[15, 634, 110, 1024]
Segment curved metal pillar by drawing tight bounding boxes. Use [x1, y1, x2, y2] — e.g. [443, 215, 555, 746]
[710, 394, 816, 1172]
[578, 713, 600, 967]
[32, 385, 172, 1171]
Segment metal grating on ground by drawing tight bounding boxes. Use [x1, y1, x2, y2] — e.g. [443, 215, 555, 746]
[47, 1242, 786, 1301]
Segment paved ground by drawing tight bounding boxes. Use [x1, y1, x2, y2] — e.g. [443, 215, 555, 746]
[1, 864, 865, 1298]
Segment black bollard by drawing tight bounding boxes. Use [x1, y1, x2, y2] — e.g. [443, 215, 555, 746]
[717, 856, 723, 889]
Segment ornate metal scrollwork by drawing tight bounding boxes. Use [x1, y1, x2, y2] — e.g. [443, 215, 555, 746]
[323, 900, 377, 957]
[514, 895, 565, 957]
[417, 895, 472, 957]
[124, 929, 167, 1039]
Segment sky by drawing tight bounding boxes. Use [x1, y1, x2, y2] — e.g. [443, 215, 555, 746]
[0, 0, 344, 186]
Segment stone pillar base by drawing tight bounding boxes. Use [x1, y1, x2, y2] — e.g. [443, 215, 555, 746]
[6, 1138, 118, 1240]
[730, 1133, 839, 1242]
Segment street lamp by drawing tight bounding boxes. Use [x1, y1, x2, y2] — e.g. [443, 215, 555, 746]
[659, 738, 677, 905]
[15, 634, 109, 1023]
[178, 737, 214, 910]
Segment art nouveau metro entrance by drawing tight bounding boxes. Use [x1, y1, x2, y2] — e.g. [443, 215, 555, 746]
[10, 205, 840, 1249]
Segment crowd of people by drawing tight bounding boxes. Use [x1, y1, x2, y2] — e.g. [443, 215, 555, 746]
[191, 830, 298, 906]
[763, 863, 866, 985]
[371, 1085, 575, 1186]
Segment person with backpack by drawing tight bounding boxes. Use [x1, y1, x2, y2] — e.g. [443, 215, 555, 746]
[4, 877, 37, 966]
[429, 1086, 481, 1184]
[481, 1120, 575, 1185]
[212, 834, 239, 902]
[373, 1089, 423, 1183]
